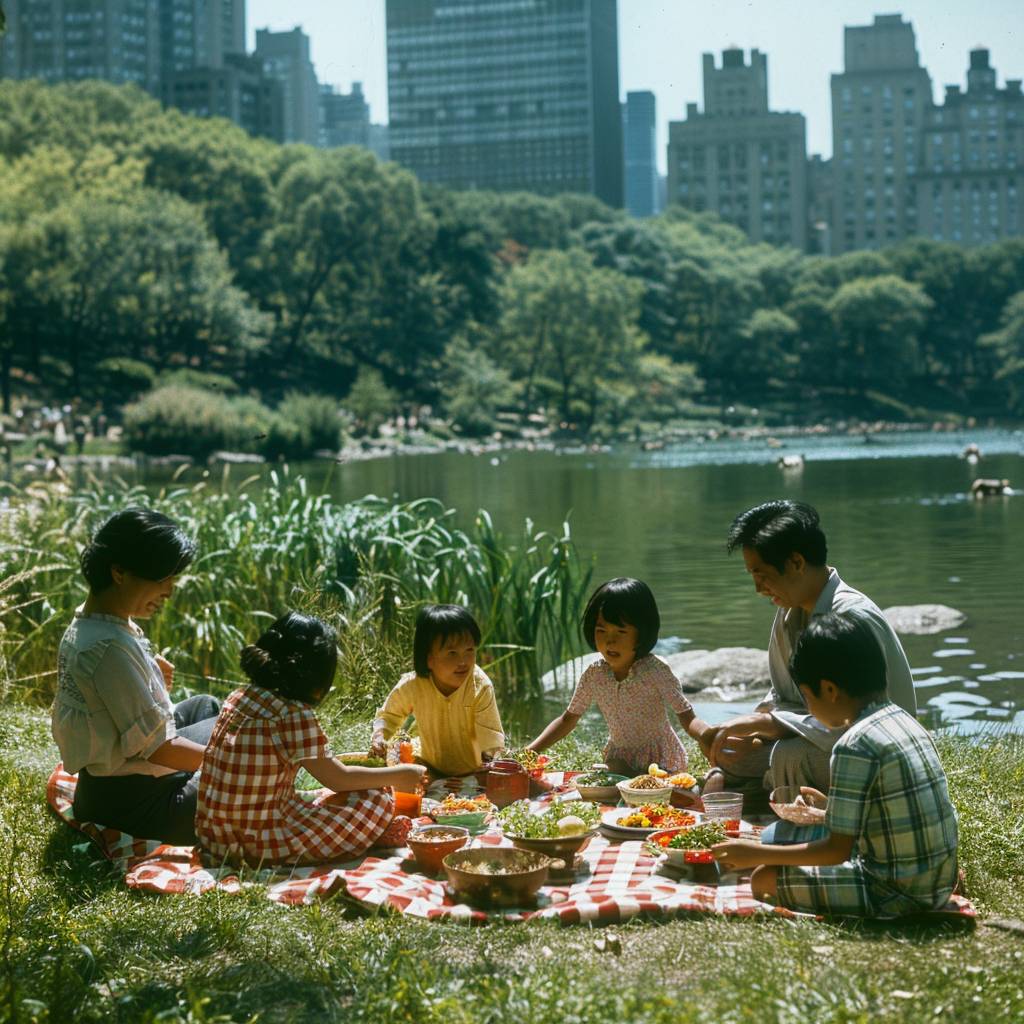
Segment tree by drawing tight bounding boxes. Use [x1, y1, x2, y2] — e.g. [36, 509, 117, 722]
[439, 335, 519, 437]
[826, 275, 932, 397]
[980, 291, 1024, 414]
[496, 248, 647, 430]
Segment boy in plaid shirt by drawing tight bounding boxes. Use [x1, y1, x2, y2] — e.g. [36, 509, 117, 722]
[714, 612, 959, 917]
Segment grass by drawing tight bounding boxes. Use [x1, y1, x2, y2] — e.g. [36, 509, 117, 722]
[1, 702, 1023, 1024]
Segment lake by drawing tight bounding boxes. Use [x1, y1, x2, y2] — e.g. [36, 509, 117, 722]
[83, 427, 1024, 735]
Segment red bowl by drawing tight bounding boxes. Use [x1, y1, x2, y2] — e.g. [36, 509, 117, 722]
[647, 827, 722, 866]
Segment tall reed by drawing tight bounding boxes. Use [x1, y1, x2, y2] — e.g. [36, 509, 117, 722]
[0, 471, 592, 706]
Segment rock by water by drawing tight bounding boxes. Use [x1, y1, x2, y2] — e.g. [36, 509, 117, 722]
[883, 605, 967, 635]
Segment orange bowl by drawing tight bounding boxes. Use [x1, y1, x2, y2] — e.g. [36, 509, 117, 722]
[406, 825, 470, 875]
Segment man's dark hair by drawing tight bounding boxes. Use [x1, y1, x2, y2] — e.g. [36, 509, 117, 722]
[581, 577, 660, 659]
[789, 612, 887, 701]
[240, 611, 338, 706]
[413, 604, 481, 677]
[726, 500, 827, 572]
[80, 507, 196, 592]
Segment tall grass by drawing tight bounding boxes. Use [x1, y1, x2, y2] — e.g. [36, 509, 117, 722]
[0, 471, 592, 706]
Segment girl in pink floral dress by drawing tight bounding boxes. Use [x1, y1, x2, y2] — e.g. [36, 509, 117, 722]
[527, 578, 716, 775]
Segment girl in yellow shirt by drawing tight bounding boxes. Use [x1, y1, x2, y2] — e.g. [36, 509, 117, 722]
[370, 605, 505, 778]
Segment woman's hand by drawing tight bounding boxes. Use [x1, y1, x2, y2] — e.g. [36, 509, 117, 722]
[155, 654, 174, 689]
[711, 838, 765, 871]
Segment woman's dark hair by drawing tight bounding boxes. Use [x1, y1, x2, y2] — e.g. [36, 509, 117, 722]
[789, 612, 887, 701]
[240, 611, 338, 705]
[581, 578, 660, 659]
[413, 605, 481, 677]
[81, 507, 196, 592]
[726, 500, 827, 573]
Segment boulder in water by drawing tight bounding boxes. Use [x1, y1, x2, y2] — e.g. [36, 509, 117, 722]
[664, 647, 770, 700]
[883, 605, 967, 635]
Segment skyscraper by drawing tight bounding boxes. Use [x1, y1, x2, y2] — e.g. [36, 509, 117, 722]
[623, 90, 658, 217]
[916, 49, 1022, 244]
[830, 14, 932, 253]
[667, 48, 807, 249]
[385, 0, 623, 207]
[254, 26, 319, 146]
[320, 81, 390, 160]
[158, 0, 245, 75]
[0, 0, 160, 94]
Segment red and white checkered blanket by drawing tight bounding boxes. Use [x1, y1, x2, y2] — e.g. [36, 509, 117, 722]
[46, 765, 976, 925]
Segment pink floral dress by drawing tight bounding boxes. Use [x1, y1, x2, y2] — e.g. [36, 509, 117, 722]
[567, 654, 691, 773]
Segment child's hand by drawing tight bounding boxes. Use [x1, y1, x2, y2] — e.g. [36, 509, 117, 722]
[369, 732, 387, 759]
[711, 839, 764, 871]
[155, 654, 174, 689]
[395, 764, 427, 793]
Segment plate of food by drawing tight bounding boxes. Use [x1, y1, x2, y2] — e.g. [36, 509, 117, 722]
[645, 821, 729, 866]
[429, 794, 495, 832]
[600, 803, 700, 837]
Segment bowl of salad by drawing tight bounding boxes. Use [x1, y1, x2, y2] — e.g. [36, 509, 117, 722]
[497, 800, 602, 861]
[572, 768, 628, 804]
[646, 821, 728, 867]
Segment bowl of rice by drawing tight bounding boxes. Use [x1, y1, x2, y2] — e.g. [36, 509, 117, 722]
[442, 847, 554, 907]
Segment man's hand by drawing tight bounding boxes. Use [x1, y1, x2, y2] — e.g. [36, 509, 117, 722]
[695, 723, 719, 761]
[712, 838, 765, 872]
[155, 654, 174, 689]
[708, 713, 786, 769]
[369, 732, 387, 760]
[799, 786, 828, 810]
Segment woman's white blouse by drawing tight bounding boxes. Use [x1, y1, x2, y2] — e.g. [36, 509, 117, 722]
[51, 609, 177, 777]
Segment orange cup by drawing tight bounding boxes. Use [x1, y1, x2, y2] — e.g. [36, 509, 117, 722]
[393, 790, 422, 817]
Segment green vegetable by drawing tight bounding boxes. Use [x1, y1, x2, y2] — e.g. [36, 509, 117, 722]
[666, 822, 727, 850]
[575, 771, 627, 787]
[498, 800, 601, 838]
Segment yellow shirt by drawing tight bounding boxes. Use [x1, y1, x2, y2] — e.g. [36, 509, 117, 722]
[374, 666, 505, 776]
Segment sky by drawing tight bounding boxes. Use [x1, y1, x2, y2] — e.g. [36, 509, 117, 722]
[248, 1, 1023, 170]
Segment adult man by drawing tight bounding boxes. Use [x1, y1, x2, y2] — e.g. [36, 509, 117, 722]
[705, 500, 915, 804]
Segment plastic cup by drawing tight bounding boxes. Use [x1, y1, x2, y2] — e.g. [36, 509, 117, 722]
[701, 791, 743, 824]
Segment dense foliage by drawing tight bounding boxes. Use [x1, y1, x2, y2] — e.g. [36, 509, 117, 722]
[3, 80, 1024, 438]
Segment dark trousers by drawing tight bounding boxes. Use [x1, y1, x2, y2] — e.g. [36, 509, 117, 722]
[72, 694, 220, 845]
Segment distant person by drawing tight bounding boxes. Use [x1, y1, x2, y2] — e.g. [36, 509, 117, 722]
[370, 605, 505, 779]
[197, 612, 425, 866]
[52, 508, 220, 843]
[704, 501, 915, 804]
[713, 613, 958, 918]
[526, 578, 716, 777]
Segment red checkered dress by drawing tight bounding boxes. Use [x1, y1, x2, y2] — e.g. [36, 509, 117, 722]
[196, 686, 394, 865]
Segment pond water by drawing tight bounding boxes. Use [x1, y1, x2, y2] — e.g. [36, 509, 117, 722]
[81, 427, 1024, 735]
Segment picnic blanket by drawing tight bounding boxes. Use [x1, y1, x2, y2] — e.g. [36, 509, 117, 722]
[46, 765, 976, 925]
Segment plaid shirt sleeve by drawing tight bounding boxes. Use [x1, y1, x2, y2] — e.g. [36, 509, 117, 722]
[275, 706, 330, 764]
[825, 741, 877, 837]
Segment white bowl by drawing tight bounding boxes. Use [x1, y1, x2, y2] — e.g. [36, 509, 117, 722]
[616, 779, 673, 806]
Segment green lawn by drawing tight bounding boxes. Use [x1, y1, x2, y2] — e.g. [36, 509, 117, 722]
[2, 703, 1023, 1024]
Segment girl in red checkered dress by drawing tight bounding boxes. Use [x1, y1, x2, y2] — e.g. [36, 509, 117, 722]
[196, 612, 426, 866]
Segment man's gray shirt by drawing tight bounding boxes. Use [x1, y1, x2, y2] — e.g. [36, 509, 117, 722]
[758, 569, 916, 751]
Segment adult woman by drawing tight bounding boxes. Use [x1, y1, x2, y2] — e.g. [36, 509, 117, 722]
[52, 507, 220, 843]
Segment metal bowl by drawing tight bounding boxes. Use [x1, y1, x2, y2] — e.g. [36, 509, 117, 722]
[442, 847, 553, 907]
[505, 827, 598, 863]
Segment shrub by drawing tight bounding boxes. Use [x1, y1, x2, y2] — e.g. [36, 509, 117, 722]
[345, 367, 398, 436]
[156, 368, 240, 396]
[440, 336, 519, 437]
[122, 385, 273, 459]
[91, 357, 156, 406]
[276, 391, 347, 452]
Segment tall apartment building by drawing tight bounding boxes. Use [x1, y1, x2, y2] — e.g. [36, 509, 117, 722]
[254, 27, 319, 146]
[385, 0, 623, 207]
[159, 0, 245, 75]
[806, 154, 833, 254]
[916, 49, 1022, 244]
[320, 81, 389, 159]
[0, 0, 160, 94]
[623, 90, 658, 217]
[667, 48, 808, 249]
[163, 53, 284, 142]
[830, 14, 932, 253]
